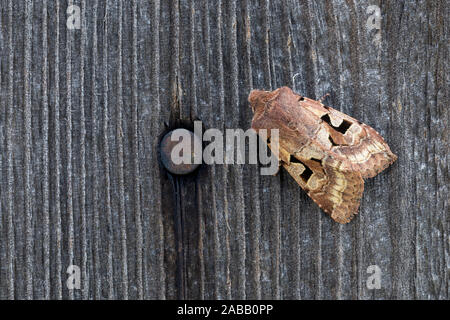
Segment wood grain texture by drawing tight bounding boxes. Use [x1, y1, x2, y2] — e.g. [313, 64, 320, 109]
[0, 0, 447, 299]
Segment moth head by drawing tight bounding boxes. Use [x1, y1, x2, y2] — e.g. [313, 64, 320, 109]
[249, 87, 294, 116]
[248, 89, 273, 115]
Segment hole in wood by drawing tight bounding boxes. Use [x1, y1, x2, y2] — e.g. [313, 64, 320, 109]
[159, 129, 202, 175]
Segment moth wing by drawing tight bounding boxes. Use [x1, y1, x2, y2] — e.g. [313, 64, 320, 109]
[282, 150, 364, 224]
[301, 99, 397, 178]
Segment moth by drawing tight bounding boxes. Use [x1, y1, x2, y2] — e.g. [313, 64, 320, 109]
[249, 87, 397, 224]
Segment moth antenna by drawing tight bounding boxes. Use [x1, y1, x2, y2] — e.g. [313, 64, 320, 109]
[292, 73, 301, 93]
[319, 93, 330, 103]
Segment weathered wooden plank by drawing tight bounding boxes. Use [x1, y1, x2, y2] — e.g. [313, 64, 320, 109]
[0, 0, 447, 300]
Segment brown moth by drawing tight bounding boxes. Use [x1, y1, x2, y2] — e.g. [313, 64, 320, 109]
[249, 87, 397, 224]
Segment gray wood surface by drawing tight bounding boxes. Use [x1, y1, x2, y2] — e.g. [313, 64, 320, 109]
[0, 0, 448, 299]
